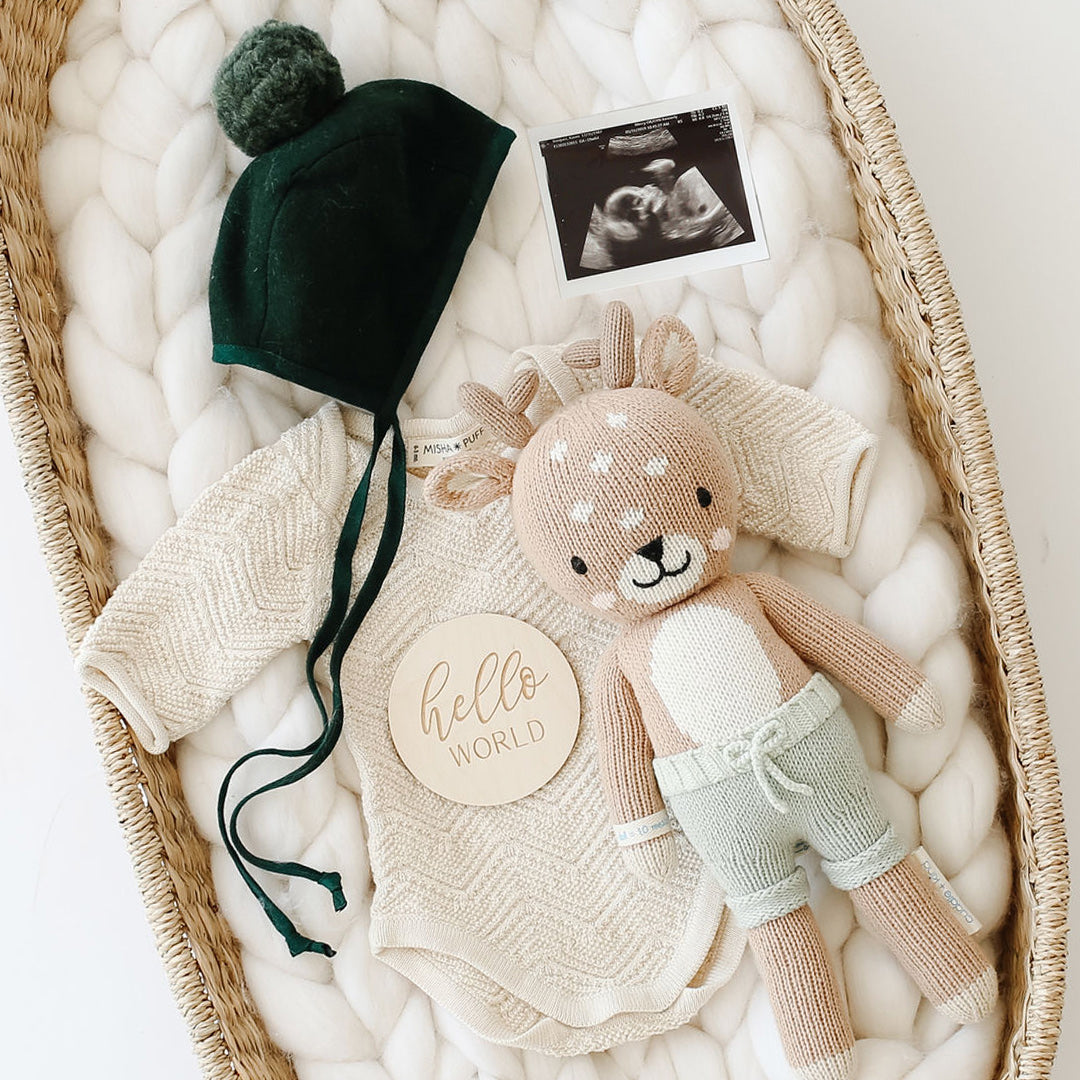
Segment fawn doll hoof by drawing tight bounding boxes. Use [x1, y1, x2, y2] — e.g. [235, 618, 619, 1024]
[896, 678, 945, 732]
[797, 1045, 856, 1080]
[937, 964, 999, 1024]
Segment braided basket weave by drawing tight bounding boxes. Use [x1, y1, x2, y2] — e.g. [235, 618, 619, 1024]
[0, 1, 1066, 1077]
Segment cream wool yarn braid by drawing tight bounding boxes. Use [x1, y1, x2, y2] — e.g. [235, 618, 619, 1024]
[426, 303, 999, 1080]
[44, 0, 1013, 1075]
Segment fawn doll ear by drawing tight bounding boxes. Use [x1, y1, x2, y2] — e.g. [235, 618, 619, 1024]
[639, 314, 698, 396]
[436, 371, 534, 508]
[425, 450, 516, 510]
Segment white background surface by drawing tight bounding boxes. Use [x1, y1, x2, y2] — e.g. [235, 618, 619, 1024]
[1, 3, 1075, 1077]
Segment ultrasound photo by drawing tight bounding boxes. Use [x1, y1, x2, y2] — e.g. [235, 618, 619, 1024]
[531, 100, 767, 296]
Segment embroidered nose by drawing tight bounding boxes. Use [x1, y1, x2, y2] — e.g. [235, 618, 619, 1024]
[636, 536, 664, 564]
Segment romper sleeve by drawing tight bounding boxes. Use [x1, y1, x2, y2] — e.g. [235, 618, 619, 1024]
[690, 362, 878, 558]
[75, 404, 351, 753]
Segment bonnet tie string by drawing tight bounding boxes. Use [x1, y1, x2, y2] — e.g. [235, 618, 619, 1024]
[216, 414, 408, 957]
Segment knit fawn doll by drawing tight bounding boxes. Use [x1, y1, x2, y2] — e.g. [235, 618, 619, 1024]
[426, 302, 997, 1080]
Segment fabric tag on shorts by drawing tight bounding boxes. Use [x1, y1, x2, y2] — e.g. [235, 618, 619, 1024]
[405, 421, 487, 469]
[388, 613, 580, 806]
[913, 845, 982, 935]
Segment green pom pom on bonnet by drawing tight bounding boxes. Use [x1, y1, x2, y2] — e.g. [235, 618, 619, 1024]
[212, 21, 345, 156]
[207, 20, 514, 959]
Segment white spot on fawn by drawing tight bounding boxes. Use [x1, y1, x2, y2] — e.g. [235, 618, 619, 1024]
[593, 591, 617, 610]
[570, 500, 594, 523]
[590, 450, 614, 474]
[645, 455, 668, 476]
[606, 412, 629, 429]
[550, 439, 568, 463]
[710, 526, 733, 551]
[620, 507, 645, 530]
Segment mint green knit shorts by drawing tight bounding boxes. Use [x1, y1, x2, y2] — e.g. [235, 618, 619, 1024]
[652, 673, 906, 930]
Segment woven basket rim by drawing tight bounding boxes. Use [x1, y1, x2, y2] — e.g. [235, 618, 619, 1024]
[0, 1, 1067, 1078]
[780, 2, 1069, 1074]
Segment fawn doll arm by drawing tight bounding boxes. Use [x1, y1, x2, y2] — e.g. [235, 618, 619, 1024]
[595, 645, 677, 880]
[742, 572, 944, 732]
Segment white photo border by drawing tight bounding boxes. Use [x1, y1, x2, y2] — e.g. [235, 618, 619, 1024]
[529, 93, 769, 298]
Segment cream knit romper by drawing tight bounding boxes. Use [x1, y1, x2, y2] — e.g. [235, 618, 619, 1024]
[76, 346, 876, 1053]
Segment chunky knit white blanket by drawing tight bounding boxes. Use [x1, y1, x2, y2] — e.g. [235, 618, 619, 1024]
[43, 1, 1009, 1077]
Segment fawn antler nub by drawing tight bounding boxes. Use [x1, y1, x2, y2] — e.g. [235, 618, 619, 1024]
[600, 300, 636, 389]
[562, 300, 637, 388]
[458, 367, 539, 449]
[562, 302, 698, 397]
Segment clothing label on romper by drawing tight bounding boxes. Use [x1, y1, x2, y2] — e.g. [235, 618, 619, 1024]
[913, 845, 982, 935]
[405, 421, 487, 470]
[388, 613, 581, 806]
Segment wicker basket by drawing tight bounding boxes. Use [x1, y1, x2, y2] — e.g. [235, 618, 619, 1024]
[0, 1, 1067, 1077]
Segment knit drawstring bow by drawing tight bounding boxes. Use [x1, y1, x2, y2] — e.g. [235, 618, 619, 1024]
[723, 717, 814, 814]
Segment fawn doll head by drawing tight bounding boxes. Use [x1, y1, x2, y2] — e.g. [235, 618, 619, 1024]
[426, 302, 741, 625]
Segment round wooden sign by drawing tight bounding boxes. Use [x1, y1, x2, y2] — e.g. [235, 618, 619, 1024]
[388, 613, 581, 806]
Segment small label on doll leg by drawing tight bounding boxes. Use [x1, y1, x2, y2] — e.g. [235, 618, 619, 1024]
[913, 845, 982, 935]
[614, 810, 673, 846]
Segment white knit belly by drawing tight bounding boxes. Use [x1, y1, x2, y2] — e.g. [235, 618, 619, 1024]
[649, 605, 783, 745]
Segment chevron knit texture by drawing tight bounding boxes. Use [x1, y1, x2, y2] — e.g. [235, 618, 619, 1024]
[46, 0, 1009, 1077]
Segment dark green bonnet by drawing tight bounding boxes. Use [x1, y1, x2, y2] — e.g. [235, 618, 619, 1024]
[209, 22, 513, 417]
[208, 21, 514, 958]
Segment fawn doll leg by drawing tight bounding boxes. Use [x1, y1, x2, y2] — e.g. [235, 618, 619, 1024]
[783, 692, 996, 1023]
[748, 906, 855, 1080]
[661, 761, 854, 1080]
[849, 855, 997, 1022]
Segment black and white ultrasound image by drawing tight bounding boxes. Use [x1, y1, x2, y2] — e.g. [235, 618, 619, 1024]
[539, 106, 755, 281]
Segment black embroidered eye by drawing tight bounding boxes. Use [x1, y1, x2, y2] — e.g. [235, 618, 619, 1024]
[696, 486, 712, 508]
[570, 556, 588, 575]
